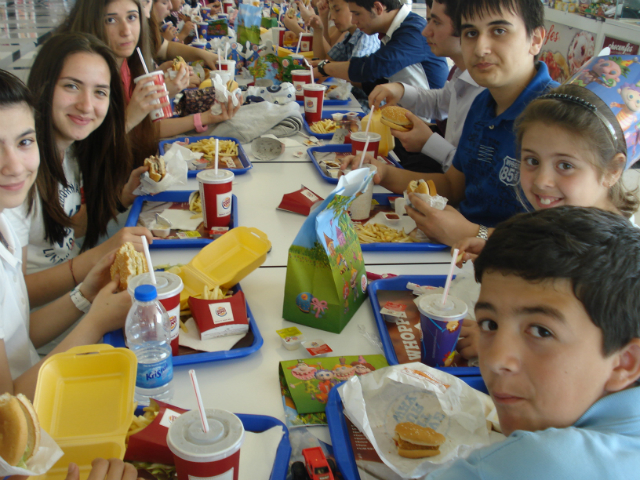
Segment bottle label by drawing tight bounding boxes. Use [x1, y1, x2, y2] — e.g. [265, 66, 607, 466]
[136, 358, 174, 389]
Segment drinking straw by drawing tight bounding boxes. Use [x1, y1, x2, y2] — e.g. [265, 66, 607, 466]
[136, 47, 149, 75]
[358, 137, 370, 169]
[304, 59, 314, 84]
[189, 369, 209, 433]
[214, 138, 219, 175]
[140, 236, 156, 284]
[224, 42, 229, 60]
[295, 33, 302, 53]
[365, 104, 374, 135]
[218, 48, 222, 70]
[441, 248, 459, 306]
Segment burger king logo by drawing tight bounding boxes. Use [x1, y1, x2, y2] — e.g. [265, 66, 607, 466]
[222, 197, 231, 210]
[216, 306, 227, 317]
[169, 315, 177, 330]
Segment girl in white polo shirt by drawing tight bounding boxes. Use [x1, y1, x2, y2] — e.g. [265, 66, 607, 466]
[0, 70, 131, 400]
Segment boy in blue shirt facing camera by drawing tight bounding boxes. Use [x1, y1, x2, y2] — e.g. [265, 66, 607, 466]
[429, 206, 640, 479]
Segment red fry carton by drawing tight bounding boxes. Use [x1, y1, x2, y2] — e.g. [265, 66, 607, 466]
[189, 290, 249, 340]
[125, 399, 187, 464]
[277, 186, 324, 216]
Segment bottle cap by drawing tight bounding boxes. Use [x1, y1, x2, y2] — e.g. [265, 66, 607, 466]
[134, 284, 158, 302]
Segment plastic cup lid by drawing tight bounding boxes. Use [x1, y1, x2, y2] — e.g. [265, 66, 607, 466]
[133, 71, 164, 83]
[351, 132, 381, 141]
[417, 293, 468, 322]
[197, 169, 235, 183]
[303, 84, 326, 92]
[128, 271, 183, 299]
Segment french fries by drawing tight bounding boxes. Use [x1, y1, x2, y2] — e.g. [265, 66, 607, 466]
[355, 223, 413, 243]
[126, 403, 160, 443]
[189, 192, 202, 213]
[186, 138, 238, 157]
[310, 119, 337, 134]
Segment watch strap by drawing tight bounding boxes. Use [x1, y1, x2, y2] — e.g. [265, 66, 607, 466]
[317, 60, 329, 77]
[70, 283, 92, 314]
[476, 225, 489, 240]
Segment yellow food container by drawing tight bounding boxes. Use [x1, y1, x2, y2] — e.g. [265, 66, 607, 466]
[362, 108, 395, 157]
[173, 226, 271, 307]
[277, 47, 314, 59]
[33, 345, 137, 480]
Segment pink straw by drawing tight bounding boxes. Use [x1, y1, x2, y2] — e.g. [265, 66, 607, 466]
[441, 248, 459, 306]
[365, 105, 374, 135]
[189, 370, 209, 433]
[358, 137, 370, 169]
[136, 47, 149, 75]
[214, 138, 219, 175]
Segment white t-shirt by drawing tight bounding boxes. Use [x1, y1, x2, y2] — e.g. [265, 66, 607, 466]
[5, 151, 83, 274]
[0, 213, 40, 379]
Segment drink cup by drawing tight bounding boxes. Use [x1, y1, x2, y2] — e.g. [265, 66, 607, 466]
[349, 164, 377, 220]
[291, 69, 312, 101]
[128, 272, 183, 356]
[202, 7, 211, 20]
[197, 169, 234, 229]
[133, 71, 172, 122]
[272, 27, 286, 46]
[303, 84, 326, 124]
[197, 21, 209, 39]
[351, 132, 381, 159]
[223, 0, 234, 13]
[167, 409, 244, 480]
[299, 32, 313, 52]
[210, 70, 232, 85]
[219, 60, 236, 73]
[418, 294, 468, 367]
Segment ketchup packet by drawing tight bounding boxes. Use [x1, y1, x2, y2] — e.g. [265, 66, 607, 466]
[277, 186, 324, 216]
[125, 399, 188, 464]
[189, 291, 249, 340]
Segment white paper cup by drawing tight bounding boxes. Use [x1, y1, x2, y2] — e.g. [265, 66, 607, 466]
[349, 164, 377, 220]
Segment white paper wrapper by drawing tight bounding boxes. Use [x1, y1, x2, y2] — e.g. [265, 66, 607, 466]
[326, 79, 352, 100]
[340, 363, 504, 479]
[210, 73, 241, 115]
[179, 318, 246, 352]
[134, 147, 190, 195]
[403, 190, 448, 211]
[0, 428, 63, 477]
[239, 426, 284, 480]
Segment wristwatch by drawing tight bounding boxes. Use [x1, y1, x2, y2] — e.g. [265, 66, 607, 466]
[476, 225, 489, 240]
[70, 283, 92, 314]
[317, 60, 330, 77]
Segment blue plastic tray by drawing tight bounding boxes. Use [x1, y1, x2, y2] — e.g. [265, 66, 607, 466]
[296, 98, 350, 106]
[307, 144, 402, 184]
[326, 378, 486, 480]
[103, 284, 263, 366]
[158, 135, 252, 177]
[369, 275, 480, 376]
[303, 110, 364, 139]
[125, 190, 238, 249]
[132, 407, 291, 480]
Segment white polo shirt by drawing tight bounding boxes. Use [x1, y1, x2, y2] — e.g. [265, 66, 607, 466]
[0, 213, 40, 379]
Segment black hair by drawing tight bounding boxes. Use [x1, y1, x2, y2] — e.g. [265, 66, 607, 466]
[456, 0, 544, 38]
[433, 0, 460, 36]
[474, 206, 640, 356]
[0, 69, 35, 110]
[347, 0, 402, 13]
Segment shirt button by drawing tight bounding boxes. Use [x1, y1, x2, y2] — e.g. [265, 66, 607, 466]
[488, 125, 495, 130]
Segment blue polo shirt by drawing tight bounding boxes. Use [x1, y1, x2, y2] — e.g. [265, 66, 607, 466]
[427, 387, 640, 479]
[451, 62, 558, 227]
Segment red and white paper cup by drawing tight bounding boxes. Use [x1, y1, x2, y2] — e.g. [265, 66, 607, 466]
[291, 69, 312, 101]
[351, 132, 381, 159]
[299, 32, 313, 52]
[219, 60, 236, 73]
[133, 71, 172, 122]
[222, 0, 234, 13]
[197, 169, 234, 229]
[128, 272, 184, 357]
[167, 409, 244, 480]
[303, 84, 326, 124]
[272, 27, 286, 46]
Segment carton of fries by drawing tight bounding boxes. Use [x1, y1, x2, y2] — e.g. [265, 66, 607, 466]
[277, 186, 324, 216]
[188, 290, 249, 340]
[124, 399, 188, 465]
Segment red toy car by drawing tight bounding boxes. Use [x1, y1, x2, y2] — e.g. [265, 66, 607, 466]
[291, 447, 336, 480]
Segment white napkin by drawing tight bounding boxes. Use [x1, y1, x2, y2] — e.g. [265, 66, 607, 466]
[239, 426, 284, 480]
[134, 147, 190, 196]
[0, 429, 63, 476]
[151, 209, 202, 231]
[179, 318, 246, 352]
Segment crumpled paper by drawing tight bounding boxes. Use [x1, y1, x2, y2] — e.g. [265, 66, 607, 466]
[326, 79, 352, 100]
[239, 426, 284, 480]
[210, 73, 242, 115]
[0, 428, 63, 477]
[133, 145, 190, 195]
[404, 190, 448, 211]
[340, 363, 504, 479]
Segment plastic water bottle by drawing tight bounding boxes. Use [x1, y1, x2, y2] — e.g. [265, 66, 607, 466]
[125, 284, 174, 405]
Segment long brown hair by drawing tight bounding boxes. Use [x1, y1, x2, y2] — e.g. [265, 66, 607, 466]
[27, 32, 132, 250]
[57, 0, 159, 165]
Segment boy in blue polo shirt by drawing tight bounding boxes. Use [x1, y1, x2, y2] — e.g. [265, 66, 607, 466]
[428, 206, 640, 479]
[344, 0, 558, 247]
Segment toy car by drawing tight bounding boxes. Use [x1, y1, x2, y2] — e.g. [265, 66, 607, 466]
[290, 447, 336, 480]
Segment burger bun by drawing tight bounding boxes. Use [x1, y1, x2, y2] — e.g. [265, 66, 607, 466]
[394, 422, 445, 458]
[110, 242, 149, 291]
[381, 105, 413, 132]
[0, 393, 40, 466]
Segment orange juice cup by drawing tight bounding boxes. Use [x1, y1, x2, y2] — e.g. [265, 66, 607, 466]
[303, 84, 327, 124]
[197, 170, 234, 228]
[133, 71, 172, 122]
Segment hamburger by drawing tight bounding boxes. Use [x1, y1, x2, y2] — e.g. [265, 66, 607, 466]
[380, 106, 413, 132]
[394, 422, 445, 458]
[226, 79, 239, 92]
[172, 56, 188, 72]
[144, 155, 166, 182]
[0, 393, 40, 468]
[407, 179, 437, 196]
[110, 242, 149, 291]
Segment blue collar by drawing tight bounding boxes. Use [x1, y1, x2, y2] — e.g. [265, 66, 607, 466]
[574, 386, 640, 434]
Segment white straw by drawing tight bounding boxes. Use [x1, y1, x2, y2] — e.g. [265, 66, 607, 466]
[358, 137, 370, 169]
[214, 138, 219, 175]
[141, 235, 156, 284]
[136, 47, 149, 75]
[189, 370, 209, 433]
[295, 34, 302, 53]
[224, 42, 229, 60]
[365, 105, 374, 135]
[441, 248, 459, 306]
[304, 59, 314, 85]
[218, 48, 222, 70]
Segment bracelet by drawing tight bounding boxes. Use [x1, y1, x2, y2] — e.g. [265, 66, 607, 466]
[70, 283, 91, 314]
[476, 225, 489, 240]
[69, 258, 78, 286]
[193, 113, 208, 133]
